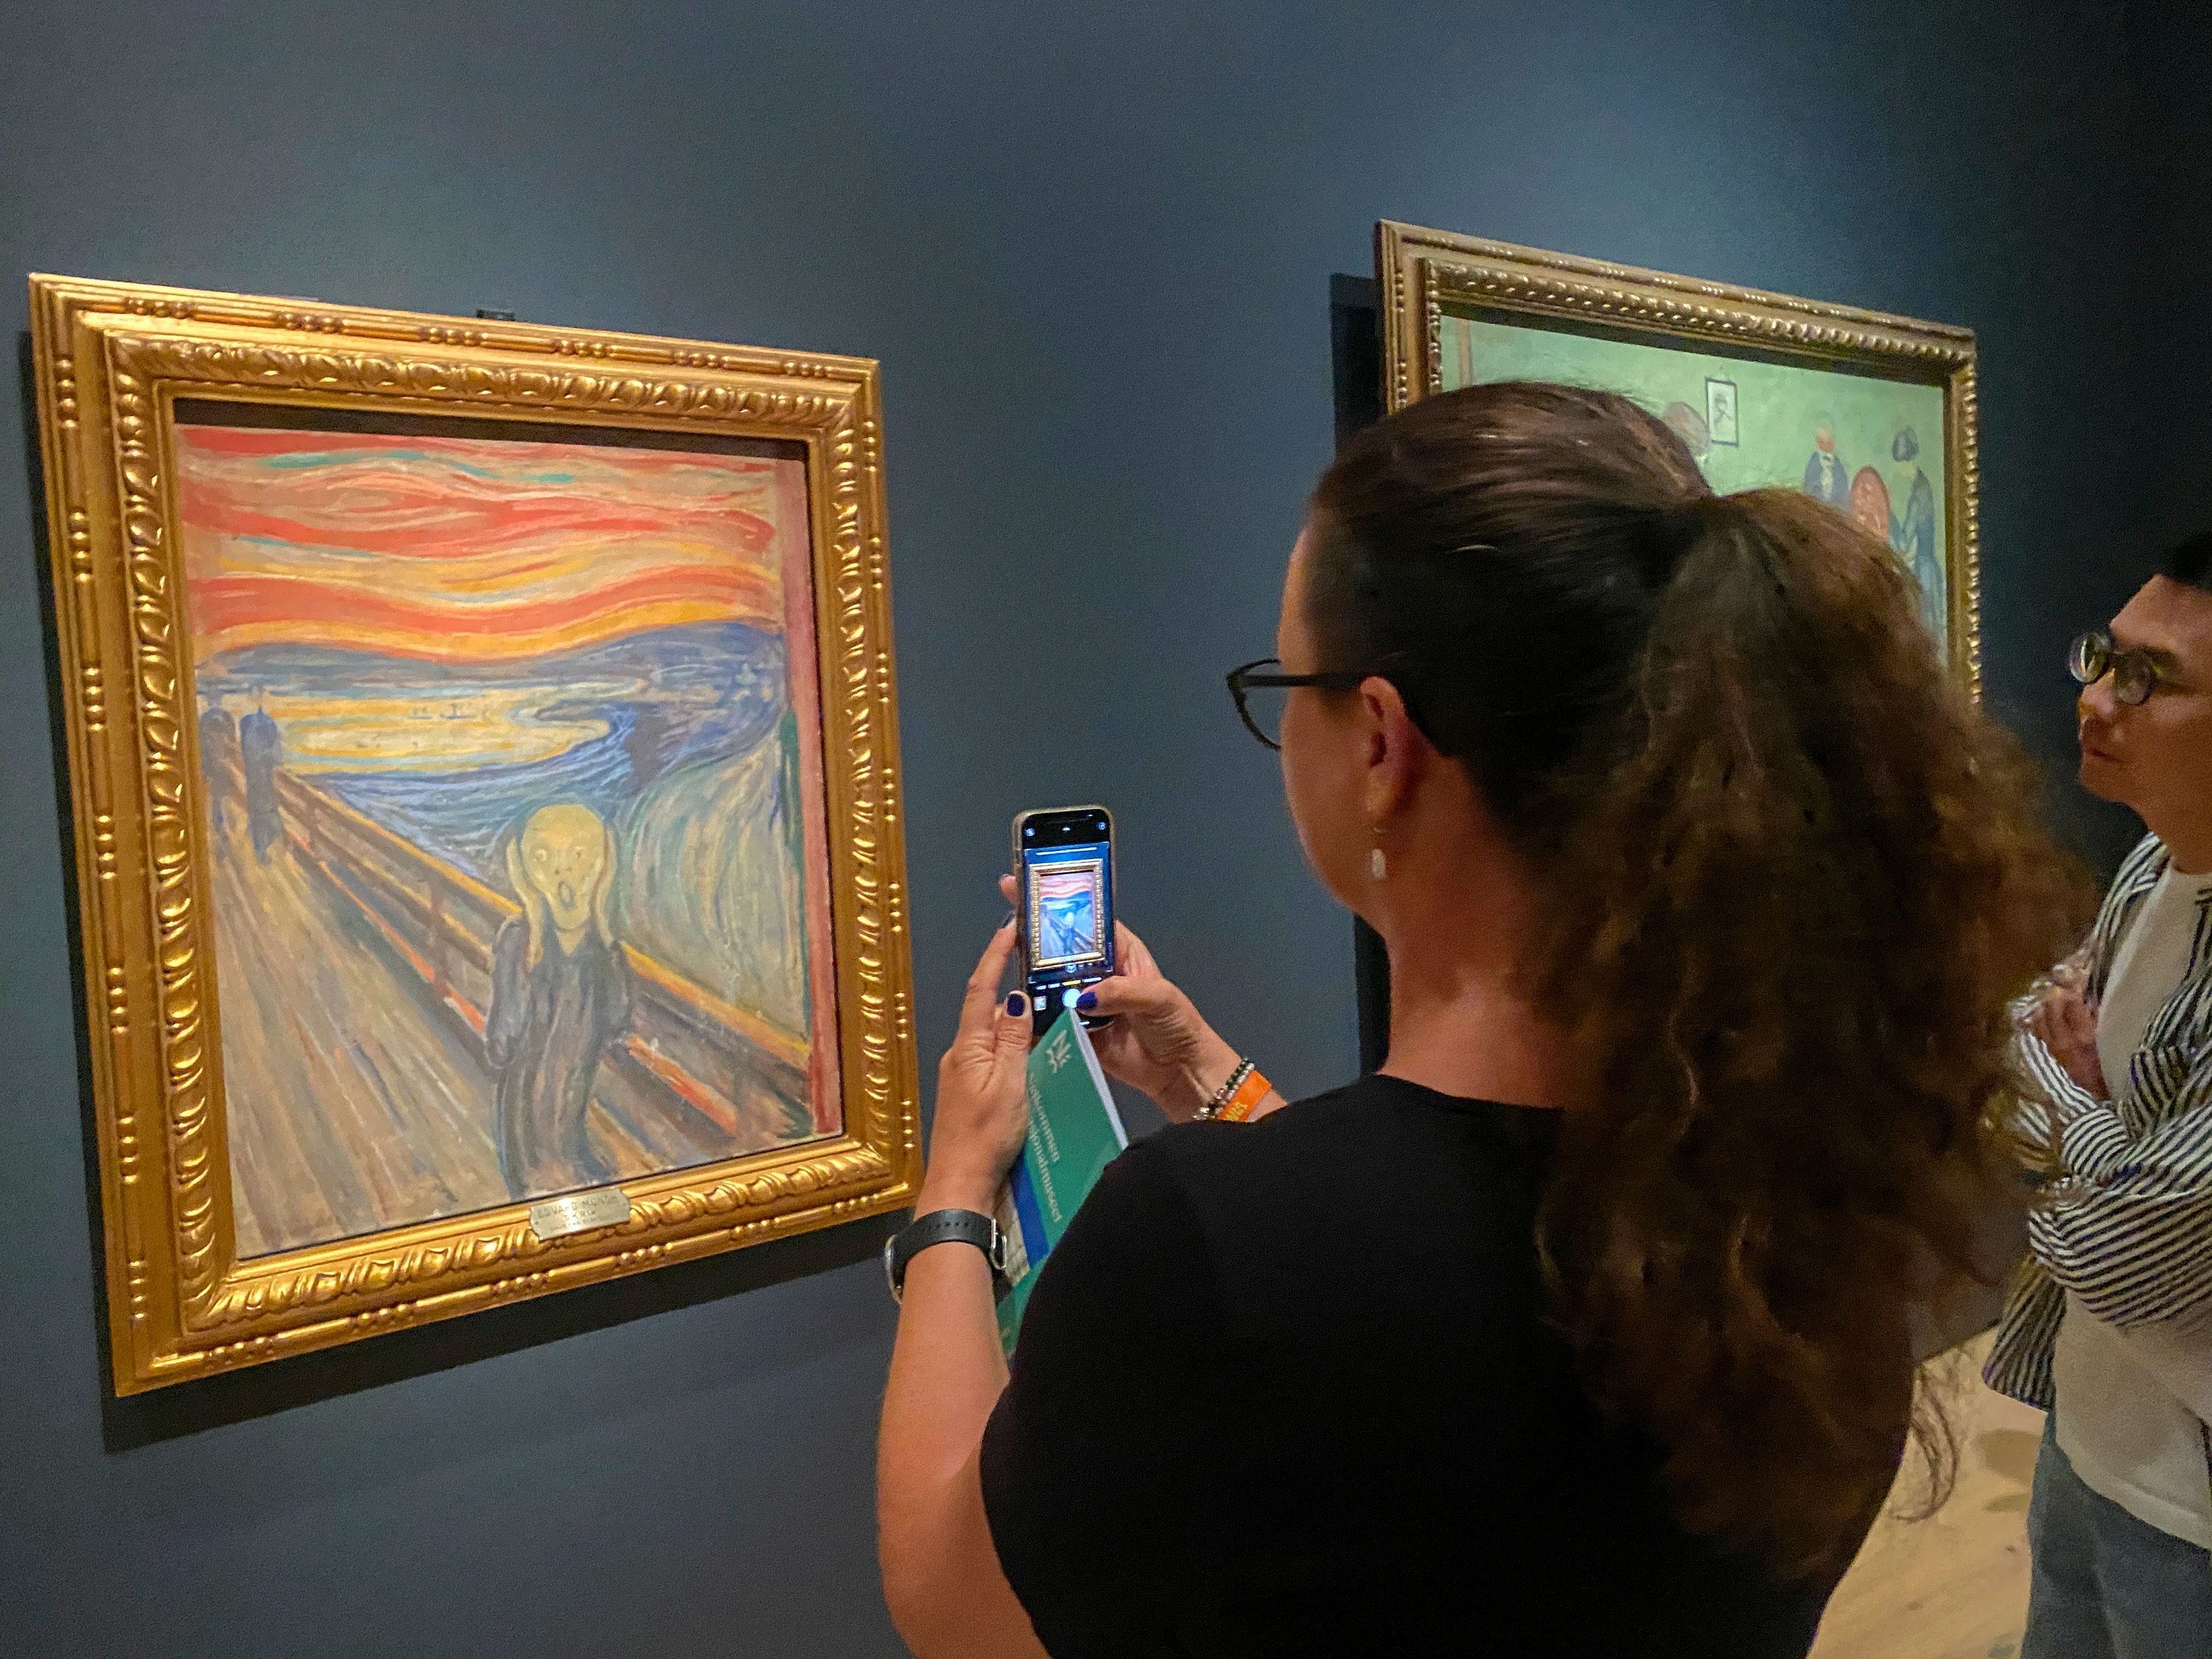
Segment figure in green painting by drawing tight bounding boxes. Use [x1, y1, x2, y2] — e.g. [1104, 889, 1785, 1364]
[1891, 427, 1943, 636]
[1849, 466, 1892, 540]
[1802, 417, 1850, 509]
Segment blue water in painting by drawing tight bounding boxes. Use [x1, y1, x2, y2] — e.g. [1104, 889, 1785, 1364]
[196, 622, 811, 1028]
[199, 622, 785, 881]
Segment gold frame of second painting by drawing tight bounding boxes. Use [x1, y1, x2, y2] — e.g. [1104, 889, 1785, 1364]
[29, 274, 922, 1393]
[1376, 220, 1981, 695]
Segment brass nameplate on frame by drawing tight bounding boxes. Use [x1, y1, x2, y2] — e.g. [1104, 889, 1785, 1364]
[529, 1189, 633, 1243]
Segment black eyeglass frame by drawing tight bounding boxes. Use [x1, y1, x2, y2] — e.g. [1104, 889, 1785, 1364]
[1225, 657, 1383, 751]
[2068, 628, 2168, 708]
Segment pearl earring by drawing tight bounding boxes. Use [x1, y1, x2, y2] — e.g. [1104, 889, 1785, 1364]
[1369, 842, 1387, 881]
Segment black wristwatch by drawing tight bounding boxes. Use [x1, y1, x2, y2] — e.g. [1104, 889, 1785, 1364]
[884, 1208, 1007, 1303]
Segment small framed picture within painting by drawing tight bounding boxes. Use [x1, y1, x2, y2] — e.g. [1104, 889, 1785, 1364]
[1375, 223, 1980, 689]
[30, 276, 921, 1391]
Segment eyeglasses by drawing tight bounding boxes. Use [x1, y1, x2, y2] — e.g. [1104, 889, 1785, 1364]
[2069, 628, 2168, 707]
[1225, 658, 1376, 750]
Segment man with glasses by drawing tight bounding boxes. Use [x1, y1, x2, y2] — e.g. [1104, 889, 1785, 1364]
[1995, 531, 2212, 1656]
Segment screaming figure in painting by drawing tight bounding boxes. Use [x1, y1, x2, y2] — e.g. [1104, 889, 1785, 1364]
[487, 803, 635, 1199]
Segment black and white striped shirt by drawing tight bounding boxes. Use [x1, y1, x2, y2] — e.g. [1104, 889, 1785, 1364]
[1986, 833, 2212, 1407]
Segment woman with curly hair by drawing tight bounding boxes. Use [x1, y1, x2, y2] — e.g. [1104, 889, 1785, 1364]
[878, 382, 2085, 1657]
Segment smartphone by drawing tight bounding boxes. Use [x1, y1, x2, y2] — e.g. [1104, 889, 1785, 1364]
[1012, 804, 1116, 1034]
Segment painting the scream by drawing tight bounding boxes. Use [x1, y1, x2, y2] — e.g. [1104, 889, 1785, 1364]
[177, 414, 838, 1259]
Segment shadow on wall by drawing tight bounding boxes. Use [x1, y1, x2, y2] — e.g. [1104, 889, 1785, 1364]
[97, 1216, 895, 1452]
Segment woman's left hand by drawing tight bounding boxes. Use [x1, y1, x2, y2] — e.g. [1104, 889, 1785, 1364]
[918, 919, 1035, 1214]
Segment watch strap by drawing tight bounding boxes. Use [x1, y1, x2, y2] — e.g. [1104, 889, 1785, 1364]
[885, 1207, 1004, 1301]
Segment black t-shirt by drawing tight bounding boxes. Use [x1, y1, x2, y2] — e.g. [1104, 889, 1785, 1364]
[980, 1074, 1874, 1658]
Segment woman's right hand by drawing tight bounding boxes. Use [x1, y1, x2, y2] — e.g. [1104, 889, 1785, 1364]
[1080, 922, 1253, 1121]
[996, 876, 1244, 1122]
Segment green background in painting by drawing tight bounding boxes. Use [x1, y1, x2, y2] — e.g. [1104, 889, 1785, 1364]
[1439, 310, 1950, 643]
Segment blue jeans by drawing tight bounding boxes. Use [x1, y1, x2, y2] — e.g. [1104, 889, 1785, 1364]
[2025, 1416, 2212, 1658]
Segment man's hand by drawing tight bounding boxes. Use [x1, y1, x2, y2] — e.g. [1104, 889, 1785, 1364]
[2026, 978, 2108, 1100]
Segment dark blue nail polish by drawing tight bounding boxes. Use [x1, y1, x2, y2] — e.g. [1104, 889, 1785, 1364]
[1076, 990, 1098, 1012]
[1005, 992, 1026, 1017]
[999, 910, 1016, 930]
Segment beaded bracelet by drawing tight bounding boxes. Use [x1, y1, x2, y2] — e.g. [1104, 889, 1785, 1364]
[1196, 1058, 1270, 1124]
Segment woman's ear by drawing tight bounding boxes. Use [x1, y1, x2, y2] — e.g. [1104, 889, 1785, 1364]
[1358, 675, 1423, 824]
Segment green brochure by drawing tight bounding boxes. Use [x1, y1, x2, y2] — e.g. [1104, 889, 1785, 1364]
[994, 1009, 1128, 1354]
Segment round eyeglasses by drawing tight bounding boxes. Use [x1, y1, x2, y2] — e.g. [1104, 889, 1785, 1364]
[1225, 658, 1372, 750]
[2068, 628, 2166, 707]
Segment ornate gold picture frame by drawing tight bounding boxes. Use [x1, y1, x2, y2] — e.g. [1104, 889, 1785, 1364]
[30, 276, 920, 1393]
[1377, 222, 1981, 692]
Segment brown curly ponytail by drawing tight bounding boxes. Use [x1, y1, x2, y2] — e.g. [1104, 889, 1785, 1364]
[1308, 383, 2087, 1577]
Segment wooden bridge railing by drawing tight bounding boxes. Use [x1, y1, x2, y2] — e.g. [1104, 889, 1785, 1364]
[273, 770, 818, 1155]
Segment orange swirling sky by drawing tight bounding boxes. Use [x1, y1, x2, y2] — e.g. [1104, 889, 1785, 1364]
[176, 427, 793, 663]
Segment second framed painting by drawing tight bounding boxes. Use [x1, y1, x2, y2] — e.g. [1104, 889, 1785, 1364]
[31, 276, 921, 1391]
[1377, 222, 1980, 688]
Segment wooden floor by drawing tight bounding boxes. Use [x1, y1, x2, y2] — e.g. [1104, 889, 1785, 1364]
[1812, 1332, 2044, 1659]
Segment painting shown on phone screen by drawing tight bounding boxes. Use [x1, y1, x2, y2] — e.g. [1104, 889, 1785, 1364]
[177, 410, 840, 1257]
[1032, 863, 1105, 968]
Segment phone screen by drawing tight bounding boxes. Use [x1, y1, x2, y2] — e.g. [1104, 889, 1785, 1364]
[1017, 806, 1115, 1029]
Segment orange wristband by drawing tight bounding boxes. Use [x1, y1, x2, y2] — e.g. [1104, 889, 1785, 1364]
[1215, 1065, 1272, 1124]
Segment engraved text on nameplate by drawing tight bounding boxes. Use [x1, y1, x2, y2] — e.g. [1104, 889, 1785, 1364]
[529, 1187, 632, 1242]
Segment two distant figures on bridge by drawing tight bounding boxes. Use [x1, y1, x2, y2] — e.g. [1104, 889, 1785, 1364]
[198, 690, 285, 862]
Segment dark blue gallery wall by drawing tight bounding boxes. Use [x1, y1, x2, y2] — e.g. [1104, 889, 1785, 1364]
[2137, 5, 2212, 547]
[0, 4, 2194, 1654]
